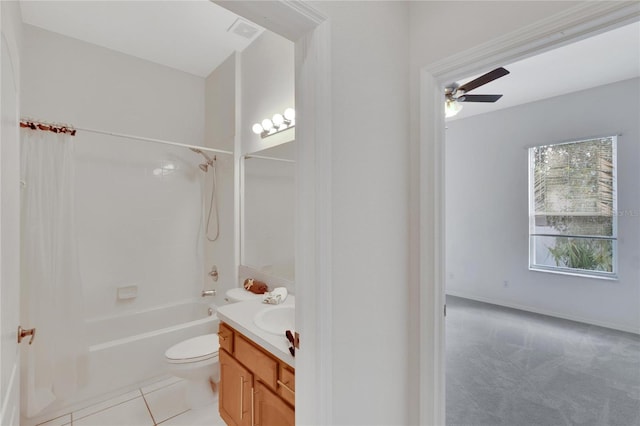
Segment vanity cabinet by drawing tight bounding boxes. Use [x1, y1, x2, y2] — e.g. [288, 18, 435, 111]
[254, 381, 294, 426]
[218, 322, 294, 426]
[219, 350, 252, 426]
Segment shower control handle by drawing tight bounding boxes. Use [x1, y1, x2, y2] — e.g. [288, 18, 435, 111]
[18, 325, 36, 345]
[209, 266, 219, 282]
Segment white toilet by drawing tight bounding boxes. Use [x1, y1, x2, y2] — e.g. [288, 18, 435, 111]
[225, 287, 262, 303]
[165, 334, 220, 409]
[164, 288, 261, 409]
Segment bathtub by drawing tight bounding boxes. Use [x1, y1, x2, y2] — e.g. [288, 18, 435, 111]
[33, 300, 218, 421]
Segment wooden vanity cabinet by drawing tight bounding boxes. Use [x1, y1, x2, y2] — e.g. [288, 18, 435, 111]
[218, 322, 294, 426]
[254, 381, 294, 426]
[219, 350, 252, 426]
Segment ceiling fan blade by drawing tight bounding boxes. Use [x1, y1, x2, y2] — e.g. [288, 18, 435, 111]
[457, 67, 509, 93]
[457, 94, 503, 103]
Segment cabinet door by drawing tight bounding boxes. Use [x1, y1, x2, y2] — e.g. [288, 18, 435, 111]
[219, 350, 253, 426]
[254, 381, 295, 426]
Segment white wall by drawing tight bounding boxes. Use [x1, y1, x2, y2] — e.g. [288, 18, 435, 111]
[205, 53, 235, 153]
[240, 30, 294, 155]
[409, 1, 580, 69]
[406, 2, 588, 422]
[1, 2, 22, 426]
[21, 25, 206, 319]
[445, 78, 640, 333]
[21, 25, 204, 145]
[310, 2, 410, 424]
[203, 53, 236, 306]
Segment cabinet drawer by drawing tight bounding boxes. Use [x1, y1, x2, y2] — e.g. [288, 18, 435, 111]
[218, 323, 234, 354]
[235, 334, 278, 390]
[277, 365, 295, 406]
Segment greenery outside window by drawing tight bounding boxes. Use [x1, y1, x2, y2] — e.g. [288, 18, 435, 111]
[528, 136, 617, 279]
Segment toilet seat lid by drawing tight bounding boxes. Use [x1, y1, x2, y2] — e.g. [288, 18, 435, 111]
[165, 334, 219, 364]
[226, 288, 262, 302]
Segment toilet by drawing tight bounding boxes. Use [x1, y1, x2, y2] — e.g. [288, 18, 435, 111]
[225, 287, 263, 303]
[164, 288, 261, 409]
[165, 334, 219, 409]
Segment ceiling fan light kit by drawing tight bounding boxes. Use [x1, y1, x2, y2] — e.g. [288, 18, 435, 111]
[445, 98, 463, 118]
[444, 67, 510, 118]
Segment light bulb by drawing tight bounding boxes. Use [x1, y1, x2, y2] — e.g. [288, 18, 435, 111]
[284, 108, 295, 121]
[261, 118, 274, 131]
[252, 123, 263, 135]
[445, 99, 462, 118]
[272, 113, 285, 128]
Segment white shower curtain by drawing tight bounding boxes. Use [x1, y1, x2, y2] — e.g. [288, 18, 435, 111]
[20, 128, 87, 417]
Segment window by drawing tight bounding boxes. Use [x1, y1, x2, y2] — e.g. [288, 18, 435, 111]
[528, 136, 617, 278]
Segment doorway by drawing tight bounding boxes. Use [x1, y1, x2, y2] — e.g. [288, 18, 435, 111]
[418, 3, 640, 424]
[427, 8, 640, 426]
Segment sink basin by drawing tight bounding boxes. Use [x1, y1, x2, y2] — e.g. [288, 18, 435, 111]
[253, 305, 295, 336]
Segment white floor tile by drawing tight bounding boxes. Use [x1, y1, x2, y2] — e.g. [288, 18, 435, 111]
[35, 413, 71, 426]
[72, 389, 142, 421]
[73, 397, 154, 426]
[143, 381, 189, 424]
[141, 376, 183, 395]
[158, 405, 225, 426]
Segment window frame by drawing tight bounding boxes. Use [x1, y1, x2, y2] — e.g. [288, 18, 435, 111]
[528, 135, 618, 280]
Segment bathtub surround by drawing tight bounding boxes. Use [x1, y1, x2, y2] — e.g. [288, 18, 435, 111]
[20, 128, 88, 417]
[21, 24, 207, 313]
[20, 24, 217, 419]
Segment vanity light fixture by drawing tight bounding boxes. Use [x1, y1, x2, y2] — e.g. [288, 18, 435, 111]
[252, 108, 295, 139]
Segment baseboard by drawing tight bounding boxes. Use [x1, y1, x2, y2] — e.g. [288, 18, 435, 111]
[445, 290, 640, 335]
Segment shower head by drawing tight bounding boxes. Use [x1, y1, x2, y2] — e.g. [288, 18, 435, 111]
[190, 147, 214, 164]
[190, 147, 216, 172]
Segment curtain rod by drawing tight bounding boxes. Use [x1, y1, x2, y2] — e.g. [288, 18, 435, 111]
[74, 126, 233, 155]
[20, 119, 76, 135]
[20, 118, 232, 156]
[244, 154, 295, 163]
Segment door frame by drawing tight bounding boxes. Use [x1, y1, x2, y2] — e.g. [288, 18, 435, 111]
[212, 2, 332, 424]
[0, 29, 22, 426]
[419, 2, 640, 425]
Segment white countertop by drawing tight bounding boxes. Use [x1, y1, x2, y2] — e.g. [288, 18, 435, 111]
[216, 295, 295, 368]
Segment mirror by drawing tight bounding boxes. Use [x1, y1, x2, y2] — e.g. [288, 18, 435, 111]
[241, 141, 295, 283]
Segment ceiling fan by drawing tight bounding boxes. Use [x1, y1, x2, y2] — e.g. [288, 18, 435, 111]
[444, 67, 510, 118]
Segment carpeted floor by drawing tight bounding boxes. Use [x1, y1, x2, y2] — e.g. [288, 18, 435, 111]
[446, 296, 640, 426]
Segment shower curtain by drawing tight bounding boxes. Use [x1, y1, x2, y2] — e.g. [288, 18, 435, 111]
[20, 128, 87, 417]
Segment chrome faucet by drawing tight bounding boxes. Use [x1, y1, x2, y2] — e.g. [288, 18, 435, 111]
[201, 289, 216, 297]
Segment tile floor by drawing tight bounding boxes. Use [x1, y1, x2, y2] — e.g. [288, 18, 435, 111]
[36, 377, 226, 426]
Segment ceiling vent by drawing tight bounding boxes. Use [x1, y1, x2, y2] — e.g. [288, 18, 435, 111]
[228, 18, 260, 40]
